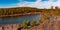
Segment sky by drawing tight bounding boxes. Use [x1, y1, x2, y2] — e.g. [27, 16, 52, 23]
[0, 0, 60, 8]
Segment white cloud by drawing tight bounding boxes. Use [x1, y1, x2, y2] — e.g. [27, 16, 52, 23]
[18, 0, 60, 9]
[0, 0, 60, 9]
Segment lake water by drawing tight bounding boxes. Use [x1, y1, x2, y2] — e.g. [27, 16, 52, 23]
[0, 14, 41, 24]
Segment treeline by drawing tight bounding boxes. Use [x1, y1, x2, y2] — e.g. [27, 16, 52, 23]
[0, 7, 60, 16]
[0, 7, 42, 15]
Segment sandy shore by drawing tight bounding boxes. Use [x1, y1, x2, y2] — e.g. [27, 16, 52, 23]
[0, 12, 41, 17]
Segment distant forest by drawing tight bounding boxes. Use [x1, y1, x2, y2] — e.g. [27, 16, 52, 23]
[0, 7, 42, 15]
[0, 7, 60, 16]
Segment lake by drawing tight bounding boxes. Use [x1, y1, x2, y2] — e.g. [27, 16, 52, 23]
[0, 14, 41, 24]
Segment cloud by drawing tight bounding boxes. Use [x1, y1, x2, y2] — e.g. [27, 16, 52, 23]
[0, 0, 60, 9]
[18, 0, 60, 9]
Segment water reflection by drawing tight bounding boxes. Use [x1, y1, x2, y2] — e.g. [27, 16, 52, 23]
[0, 14, 41, 24]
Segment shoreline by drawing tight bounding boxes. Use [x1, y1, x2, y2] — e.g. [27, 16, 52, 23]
[0, 12, 41, 17]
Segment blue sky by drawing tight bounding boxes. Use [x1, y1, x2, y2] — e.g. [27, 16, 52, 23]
[0, 0, 19, 5]
[0, 0, 36, 5]
[24, 0, 36, 2]
[0, 0, 59, 8]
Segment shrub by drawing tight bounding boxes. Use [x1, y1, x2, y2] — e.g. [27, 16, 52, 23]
[31, 20, 36, 27]
[39, 19, 43, 23]
[22, 20, 27, 29]
[27, 20, 30, 26]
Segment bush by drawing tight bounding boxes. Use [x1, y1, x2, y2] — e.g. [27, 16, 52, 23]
[27, 20, 30, 26]
[39, 19, 43, 23]
[31, 20, 36, 27]
[22, 20, 27, 29]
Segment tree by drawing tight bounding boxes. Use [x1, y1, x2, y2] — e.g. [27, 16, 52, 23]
[31, 20, 36, 27]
